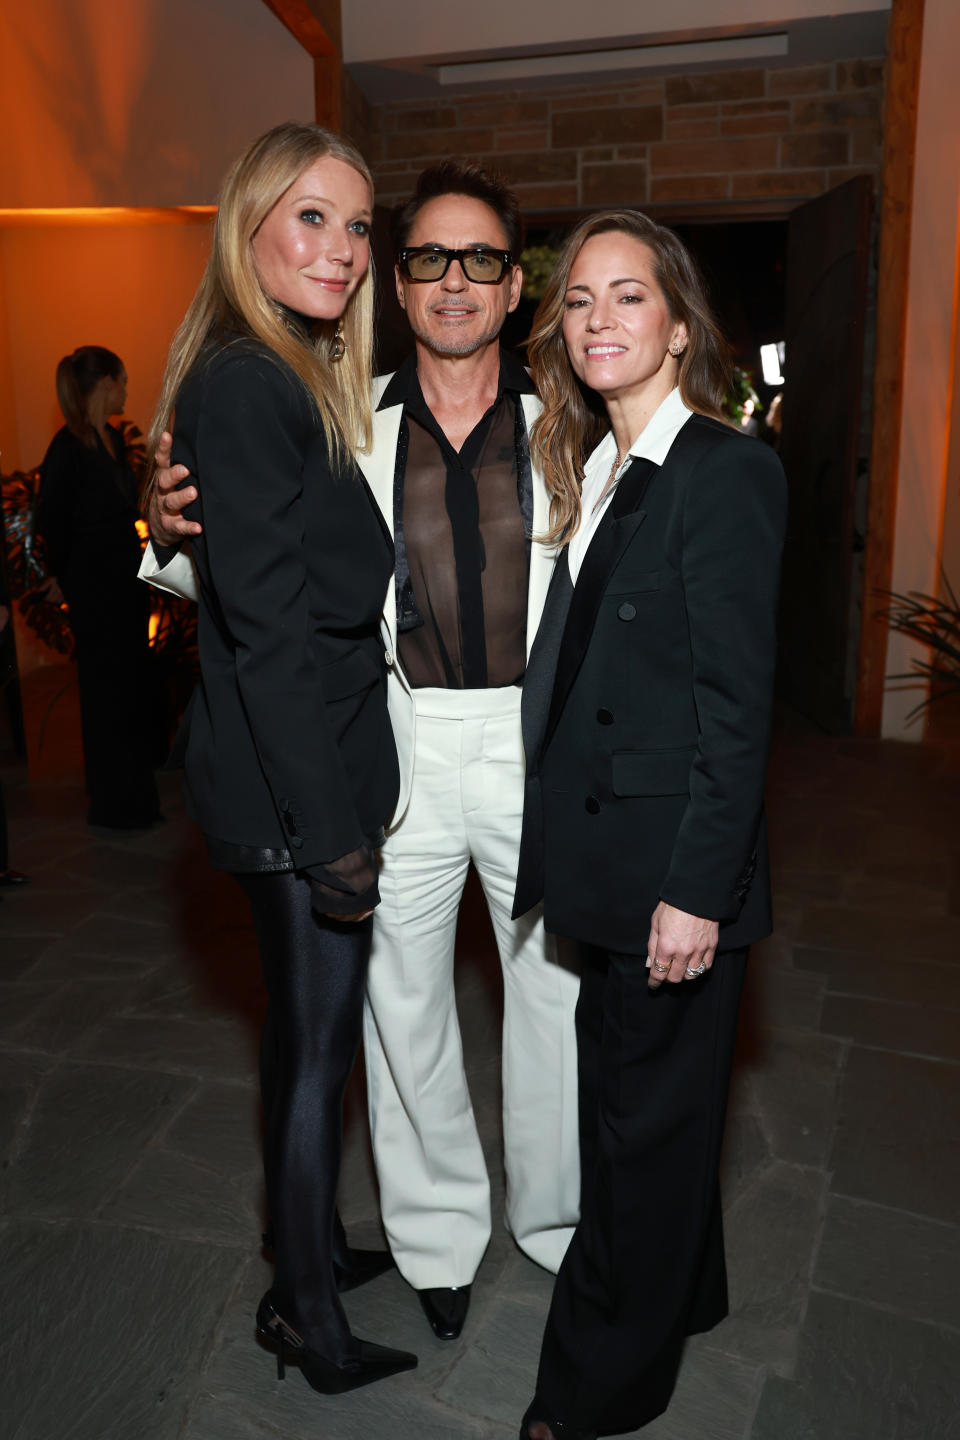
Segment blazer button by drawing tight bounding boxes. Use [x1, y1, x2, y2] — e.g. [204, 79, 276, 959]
[617, 602, 637, 621]
[585, 795, 601, 814]
[597, 708, 614, 725]
[384, 649, 394, 667]
[289, 835, 304, 849]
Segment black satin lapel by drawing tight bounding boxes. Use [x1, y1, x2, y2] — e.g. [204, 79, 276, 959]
[543, 457, 658, 751]
[353, 462, 393, 550]
[521, 549, 573, 766]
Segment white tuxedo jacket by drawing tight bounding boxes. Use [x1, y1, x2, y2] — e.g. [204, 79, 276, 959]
[139, 371, 555, 828]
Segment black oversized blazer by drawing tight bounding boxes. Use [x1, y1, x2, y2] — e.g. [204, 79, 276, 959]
[171, 339, 399, 870]
[514, 414, 787, 955]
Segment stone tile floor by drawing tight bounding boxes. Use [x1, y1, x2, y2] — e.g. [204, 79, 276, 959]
[1, 708, 959, 1439]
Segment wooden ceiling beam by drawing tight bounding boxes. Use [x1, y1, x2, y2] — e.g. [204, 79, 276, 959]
[259, 0, 340, 55]
[259, 0, 343, 130]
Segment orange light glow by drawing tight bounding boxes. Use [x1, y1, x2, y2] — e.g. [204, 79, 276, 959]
[135, 519, 149, 541]
[148, 611, 160, 644]
[0, 207, 216, 227]
[0, 210, 216, 474]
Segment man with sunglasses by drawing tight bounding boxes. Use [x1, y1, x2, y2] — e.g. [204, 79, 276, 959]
[141, 162, 580, 1344]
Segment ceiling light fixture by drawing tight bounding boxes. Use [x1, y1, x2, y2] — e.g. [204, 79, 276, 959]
[434, 33, 788, 86]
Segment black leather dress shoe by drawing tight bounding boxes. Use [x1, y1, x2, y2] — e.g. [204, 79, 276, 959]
[417, 1285, 471, 1339]
[0, 870, 30, 887]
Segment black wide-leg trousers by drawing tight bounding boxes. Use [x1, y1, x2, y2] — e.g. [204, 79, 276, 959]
[237, 870, 371, 1366]
[534, 943, 748, 1436]
[69, 585, 161, 829]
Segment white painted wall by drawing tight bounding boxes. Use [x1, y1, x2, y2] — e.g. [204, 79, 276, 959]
[941, 307, 960, 623]
[881, 0, 960, 737]
[0, 0, 313, 207]
[343, 0, 890, 64]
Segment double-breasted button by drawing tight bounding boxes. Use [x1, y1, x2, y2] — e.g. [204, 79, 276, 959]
[290, 835, 304, 849]
[617, 602, 637, 621]
[384, 649, 394, 667]
[585, 795, 601, 814]
[597, 708, 614, 725]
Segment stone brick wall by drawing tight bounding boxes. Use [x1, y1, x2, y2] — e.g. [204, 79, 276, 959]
[363, 58, 885, 215]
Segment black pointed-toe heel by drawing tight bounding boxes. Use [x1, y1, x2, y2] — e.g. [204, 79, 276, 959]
[256, 1292, 417, 1395]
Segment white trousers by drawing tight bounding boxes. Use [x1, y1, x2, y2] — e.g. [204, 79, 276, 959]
[363, 685, 581, 1290]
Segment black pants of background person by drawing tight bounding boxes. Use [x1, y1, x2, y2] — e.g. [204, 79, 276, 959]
[68, 582, 161, 828]
[532, 944, 748, 1436]
[237, 870, 371, 1368]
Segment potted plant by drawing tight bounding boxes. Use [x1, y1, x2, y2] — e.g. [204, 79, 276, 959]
[881, 574, 960, 720]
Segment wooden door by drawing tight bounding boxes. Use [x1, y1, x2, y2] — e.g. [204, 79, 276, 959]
[777, 176, 873, 733]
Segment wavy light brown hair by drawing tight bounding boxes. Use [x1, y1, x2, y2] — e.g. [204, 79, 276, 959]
[527, 209, 732, 545]
[146, 123, 375, 494]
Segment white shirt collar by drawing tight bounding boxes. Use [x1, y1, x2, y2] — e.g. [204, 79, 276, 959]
[583, 386, 693, 482]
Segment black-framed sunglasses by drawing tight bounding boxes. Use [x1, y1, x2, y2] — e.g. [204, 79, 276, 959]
[398, 246, 514, 284]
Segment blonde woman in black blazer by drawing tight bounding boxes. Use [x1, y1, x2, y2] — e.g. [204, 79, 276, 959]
[145, 124, 415, 1398]
[514, 212, 787, 1439]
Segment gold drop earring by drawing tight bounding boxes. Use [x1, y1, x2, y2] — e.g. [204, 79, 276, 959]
[330, 319, 346, 362]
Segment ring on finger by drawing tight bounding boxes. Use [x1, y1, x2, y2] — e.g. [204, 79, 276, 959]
[685, 960, 708, 979]
[653, 958, 670, 974]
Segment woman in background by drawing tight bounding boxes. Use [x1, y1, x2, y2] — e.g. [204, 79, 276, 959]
[145, 122, 415, 1396]
[38, 346, 161, 829]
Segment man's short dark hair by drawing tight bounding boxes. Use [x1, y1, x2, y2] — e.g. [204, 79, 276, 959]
[391, 161, 523, 260]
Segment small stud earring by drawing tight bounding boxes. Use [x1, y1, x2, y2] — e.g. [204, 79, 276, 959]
[330, 319, 346, 362]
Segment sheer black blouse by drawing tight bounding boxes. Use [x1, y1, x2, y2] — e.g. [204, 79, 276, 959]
[380, 348, 536, 690]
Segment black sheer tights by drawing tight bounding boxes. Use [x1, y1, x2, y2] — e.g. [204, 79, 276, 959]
[237, 870, 371, 1367]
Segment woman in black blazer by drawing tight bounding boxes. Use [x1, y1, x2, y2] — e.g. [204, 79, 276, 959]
[514, 212, 787, 1439]
[146, 123, 415, 1396]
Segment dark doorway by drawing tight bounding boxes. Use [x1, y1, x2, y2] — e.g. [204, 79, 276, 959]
[371, 203, 412, 375]
[674, 219, 787, 409]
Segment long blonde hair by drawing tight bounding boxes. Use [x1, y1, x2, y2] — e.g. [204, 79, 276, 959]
[146, 123, 375, 493]
[527, 210, 732, 545]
